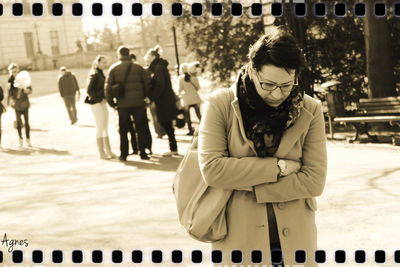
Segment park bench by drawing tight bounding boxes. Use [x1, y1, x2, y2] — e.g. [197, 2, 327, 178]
[333, 97, 400, 142]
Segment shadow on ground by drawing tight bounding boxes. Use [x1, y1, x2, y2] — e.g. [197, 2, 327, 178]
[2, 147, 70, 156]
[123, 154, 183, 172]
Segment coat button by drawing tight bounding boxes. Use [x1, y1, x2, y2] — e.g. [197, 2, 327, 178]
[282, 228, 290, 237]
[277, 202, 285, 209]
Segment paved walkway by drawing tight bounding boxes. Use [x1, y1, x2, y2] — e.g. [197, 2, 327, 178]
[0, 92, 399, 266]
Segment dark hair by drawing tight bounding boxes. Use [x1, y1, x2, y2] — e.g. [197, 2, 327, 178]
[130, 53, 136, 60]
[248, 27, 306, 75]
[118, 46, 130, 57]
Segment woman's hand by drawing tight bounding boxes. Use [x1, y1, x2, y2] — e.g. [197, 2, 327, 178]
[281, 159, 301, 176]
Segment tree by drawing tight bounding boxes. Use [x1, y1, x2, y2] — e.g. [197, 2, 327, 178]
[364, 0, 397, 98]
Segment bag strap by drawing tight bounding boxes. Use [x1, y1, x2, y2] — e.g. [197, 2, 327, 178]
[122, 62, 132, 84]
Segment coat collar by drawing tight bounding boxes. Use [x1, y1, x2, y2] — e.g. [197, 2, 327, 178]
[229, 85, 314, 158]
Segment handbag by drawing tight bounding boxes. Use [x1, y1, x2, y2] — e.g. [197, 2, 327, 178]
[173, 136, 233, 242]
[111, 62, 132, 98]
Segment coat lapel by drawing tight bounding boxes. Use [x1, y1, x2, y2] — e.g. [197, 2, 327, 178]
[274, 106, 314, 158]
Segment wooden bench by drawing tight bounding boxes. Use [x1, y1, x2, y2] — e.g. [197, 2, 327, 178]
[333, 97, 400, 142]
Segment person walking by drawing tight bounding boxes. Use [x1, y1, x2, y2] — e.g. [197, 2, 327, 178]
[7, 63, 32, 148]
[145, 45, 178, 156]
[57, 66, 81, 125]
[0, 84, 5, 150]
[177, 62, 202, 135]
[105, 46, 152, 161]
[85, 55, 117, 160]
[198, 27, 327, 267]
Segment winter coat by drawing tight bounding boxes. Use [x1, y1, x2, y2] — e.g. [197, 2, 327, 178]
[105, 57, 150, 109]
[198, 84, 327, 267]
[57, 71, 80, 97]
[177, 74, 201, 107]
[86, 68, 105, 104]
[148, 57, 177, 123]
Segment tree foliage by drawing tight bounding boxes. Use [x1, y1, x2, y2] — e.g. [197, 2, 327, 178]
[176, 0, 400, 106]
[176, 1, 264, 86]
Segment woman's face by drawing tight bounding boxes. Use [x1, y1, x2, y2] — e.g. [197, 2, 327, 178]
[250, 65, 297, 108]
[98, 58, 107, 70]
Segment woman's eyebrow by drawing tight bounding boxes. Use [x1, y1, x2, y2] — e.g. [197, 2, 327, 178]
[260, 77, 294, 85]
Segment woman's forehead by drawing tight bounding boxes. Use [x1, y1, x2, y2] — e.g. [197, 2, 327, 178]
[258, 65, 295, 82]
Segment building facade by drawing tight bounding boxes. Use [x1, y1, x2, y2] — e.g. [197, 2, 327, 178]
[0, 0, 84, 70]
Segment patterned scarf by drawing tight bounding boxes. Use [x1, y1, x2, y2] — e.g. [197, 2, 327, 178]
[237, 67, 304, 158]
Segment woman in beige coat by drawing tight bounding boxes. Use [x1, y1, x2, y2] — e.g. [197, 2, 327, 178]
[198, 27, 327, 267]
[177, 62, 202, 135]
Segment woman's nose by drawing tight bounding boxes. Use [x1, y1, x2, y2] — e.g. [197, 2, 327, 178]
[269, 88, 283, 99]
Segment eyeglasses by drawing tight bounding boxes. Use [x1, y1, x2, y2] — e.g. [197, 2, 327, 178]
[255, 71, 298, 94]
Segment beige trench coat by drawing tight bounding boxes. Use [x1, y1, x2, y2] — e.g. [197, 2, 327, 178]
[198, 85, 327, 267]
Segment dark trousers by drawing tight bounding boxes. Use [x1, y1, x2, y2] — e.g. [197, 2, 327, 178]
[15, 109, 30, 139]
[118, 106, 151, 157]
[128, 116, 138, 153]
[267, 203, 284, 266]
[184, 104, 202, 132]
[160, 121, 177, 152]
[63, 95, 77, 123]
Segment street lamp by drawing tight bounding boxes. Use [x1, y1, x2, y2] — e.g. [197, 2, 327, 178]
[33, 22, 42, 54]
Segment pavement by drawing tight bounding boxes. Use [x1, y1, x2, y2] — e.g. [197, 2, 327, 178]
[0, 92, 399, 267]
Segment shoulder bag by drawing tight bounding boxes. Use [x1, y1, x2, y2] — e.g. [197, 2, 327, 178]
[111, 63, 132, 99]
[173, 89, 234, 243]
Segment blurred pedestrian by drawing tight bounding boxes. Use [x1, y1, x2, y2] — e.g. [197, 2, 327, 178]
[0, 84, 5, 150]
[85, 55, 117, 160]
[7, 63, 32, 148]
[130, 52, 153, 155]
[144, 53, 166, 139]
[177, 62, 202, 135]
[57, 66, 81, 125]
[145, 45, 178, 156]
[105, 46, 152, 161]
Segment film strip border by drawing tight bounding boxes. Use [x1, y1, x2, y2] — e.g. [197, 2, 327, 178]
[1, 249, 400, 264]
[0, 2, 400, 17]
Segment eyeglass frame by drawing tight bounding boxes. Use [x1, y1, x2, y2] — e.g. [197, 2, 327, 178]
[254, 70, 299, 94]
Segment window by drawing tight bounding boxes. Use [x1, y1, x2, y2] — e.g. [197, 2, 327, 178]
[24, 32, 34, 58]
[50, 30, 60, 55]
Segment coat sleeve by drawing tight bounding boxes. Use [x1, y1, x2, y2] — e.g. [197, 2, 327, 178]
[141, 67, 151, 98]
[149, 66, 167, 101]
[57, 76, 63, 97]
[104, 68, 116, 107]
[253, 101, 327, 203]
[73, 75, 80, 93]
[177, 76, 184, 96]
[198, 91, 280, 190]
[0, 86, 3, 102]
[87, 73, 98, 98]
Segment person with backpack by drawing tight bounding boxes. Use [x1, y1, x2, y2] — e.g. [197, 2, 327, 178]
[105, 46, 152, 161]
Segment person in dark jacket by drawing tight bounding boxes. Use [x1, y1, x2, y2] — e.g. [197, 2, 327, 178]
[57, 66, 81, 125]
[85, 55, 117, 160]
[105, 46, 152, 161]
[0, 84, 5, 150]
[145, 45, 178, 156]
